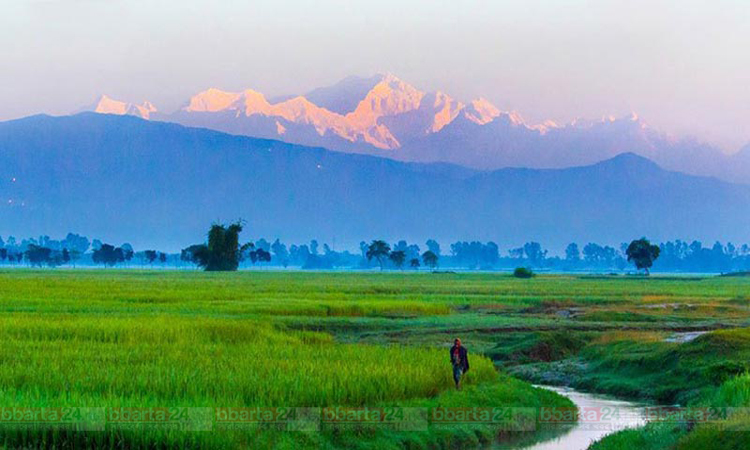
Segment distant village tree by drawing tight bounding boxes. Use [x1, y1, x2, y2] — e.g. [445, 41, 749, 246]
[25, 244, 52, 267]
[145, 250, 158, 265]
[422, 250, 438, 269]
[389, 250, 406, 270]
[181, 245, 204, 267]
[626, 238, 661, 275]
[410, 258, 420, 269]
[92, 244, 125, 267]
[191, 222, 250, 271]
[366, 240, 391, 270]
[256, 248, 272, 265]
[565, 243, 581, 262]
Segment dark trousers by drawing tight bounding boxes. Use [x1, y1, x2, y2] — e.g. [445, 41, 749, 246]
[452, 365, 463, 385]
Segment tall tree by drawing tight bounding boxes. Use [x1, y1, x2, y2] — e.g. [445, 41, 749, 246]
[422, 250, 438, 269]
[191, 222, 249, 271]
[92, 244, 125, 267]
[389, 250, 406, 270]
[271, 239, 289, 267]
[366, 240, 391, 270]
[626, 238, 661, 275]
[25, 244, 52, 267]
[144, 250, 158, 265]
[565, 243, 581, 261]
[523, 242, 547, 265]
[425, 239, 441, 257]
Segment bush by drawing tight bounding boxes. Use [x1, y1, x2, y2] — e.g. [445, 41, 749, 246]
[513, 267, 534, 278]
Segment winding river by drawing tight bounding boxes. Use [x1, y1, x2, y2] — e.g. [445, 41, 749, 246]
[507, 385, 649, 450]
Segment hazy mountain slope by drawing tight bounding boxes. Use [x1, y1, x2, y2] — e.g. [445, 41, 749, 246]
[2, 114, 749, 251]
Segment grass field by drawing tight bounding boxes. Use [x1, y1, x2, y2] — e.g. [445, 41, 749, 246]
[0, 270, 749, 449]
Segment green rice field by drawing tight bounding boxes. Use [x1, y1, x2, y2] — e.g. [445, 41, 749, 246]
[0, 270, 749, 449]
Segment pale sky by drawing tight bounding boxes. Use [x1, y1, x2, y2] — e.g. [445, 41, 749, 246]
[2, 0, 749, 150]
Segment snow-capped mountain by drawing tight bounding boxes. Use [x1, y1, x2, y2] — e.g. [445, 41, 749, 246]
[89, 95, 157, 120]
[84, 74, 532, 151]
[81, 74, 740, 182]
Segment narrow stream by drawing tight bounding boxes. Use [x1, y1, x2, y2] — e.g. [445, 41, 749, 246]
[517, 385, 648, 450]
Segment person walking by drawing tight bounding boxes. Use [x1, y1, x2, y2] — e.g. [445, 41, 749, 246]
[449, 338, 469, 389]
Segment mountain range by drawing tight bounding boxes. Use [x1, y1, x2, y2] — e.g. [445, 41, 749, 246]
[82, 74, 750, 183]
[2, 113, 750, 251]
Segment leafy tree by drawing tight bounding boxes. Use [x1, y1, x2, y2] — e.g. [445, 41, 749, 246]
[425, 239, 441, 257]
[159, 252, 167, 264]
[565, 243, 581, 261]
[422, 250, 438, 269]
[181, 245, 204, 267]
[523, 242, 547, 265]
[144, 250, 158, 265]
[25, 244, 52, 267]
[256, 248, 271, 265]
[62, 248, 71, 265]
[389, 250, 406, 270]
[626, 238, 661, 275]
[366, 240, 391, 270]
[271, 239, 289, 267]
[121, 243, 134, 264]
[0, 248, 7, 263]
[410, 258, 420, 269]
[191, 222, 249, 271]
[64, 233, 90, 254]
[92, 244, 125, 267]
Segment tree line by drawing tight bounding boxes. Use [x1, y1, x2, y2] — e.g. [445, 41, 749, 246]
[3, 227, 746, 274]
[0, 234, 169, 268]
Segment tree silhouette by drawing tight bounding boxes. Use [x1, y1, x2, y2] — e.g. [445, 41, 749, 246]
[422, 250, 438, 269]
[565, 243, 580, 261]
[366, 240, 391, 270]
[181, 245, 204, 267]
[256, 248, 271, 265]
[145, 250, 158, 265]
[626, 238, 661, 275]
[191, 222, 248, 271]
[410, 258, 420, 269]
[92, 244, 125, 267]
[389, 250, 406, 270]
[25, 244, 51, 267]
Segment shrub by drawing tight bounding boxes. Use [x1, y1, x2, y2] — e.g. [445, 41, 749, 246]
[513, 267, 534, 278]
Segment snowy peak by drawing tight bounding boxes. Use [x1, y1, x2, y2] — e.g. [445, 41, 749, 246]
[347, 73, 425, 127]
[80, 75, 653, 157]
[464, 98, 500, 125]
[183, 88, 273, 116]
[92, 95, 156, 119]
[183, 88, 242, 113]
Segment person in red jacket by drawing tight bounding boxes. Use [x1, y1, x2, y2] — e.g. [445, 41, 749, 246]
[449, 338, 469, 389]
